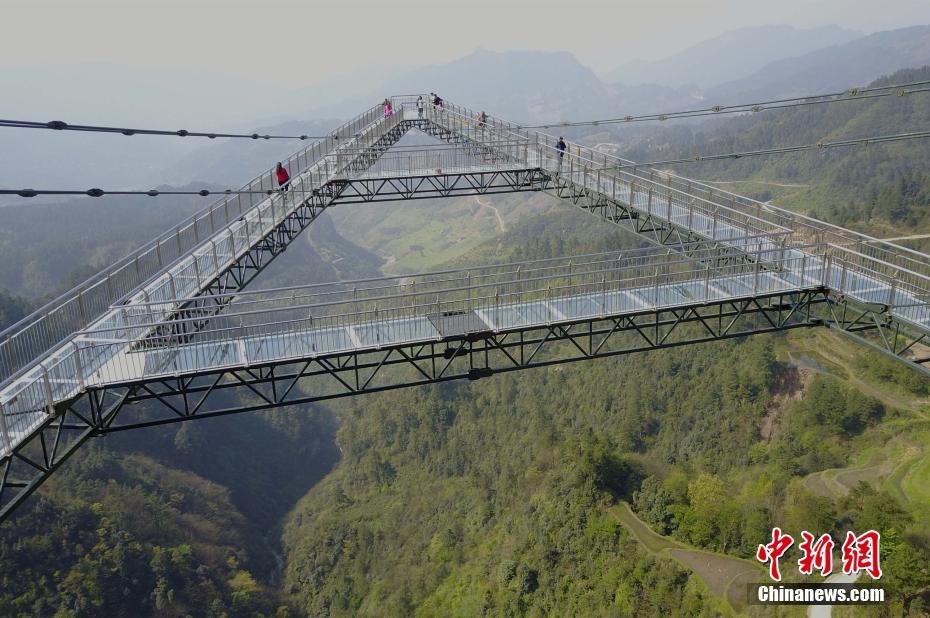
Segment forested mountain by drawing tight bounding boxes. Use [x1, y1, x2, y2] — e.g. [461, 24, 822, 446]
[0, 215, 380, 616]
[597, 66, 930, 242]
[709, 25, 930, 100]
[0, 190, 211, 297]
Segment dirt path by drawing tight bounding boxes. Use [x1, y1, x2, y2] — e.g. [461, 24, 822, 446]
[610, 502, 762, 612]
[880, 233, 930, 242]
[380, 254, 397, 276]
[694, 179, 810, 188]
[804, 457, 902, 500]
[473, 195, 506, 234]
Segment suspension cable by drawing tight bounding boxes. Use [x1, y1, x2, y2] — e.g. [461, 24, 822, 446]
[0, 118, 333, 140]
[7, 131, 929, 197]
[599, 130, 930, 170]
[0, 188, 284, 198]
[521, 79, 930, 130]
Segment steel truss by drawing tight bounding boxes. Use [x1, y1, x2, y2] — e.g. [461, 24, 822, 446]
[0, 287, 825, 519]
[824, 295, 930, 376]
[5, 112, 927, 523]
[329, 168, 550, 203]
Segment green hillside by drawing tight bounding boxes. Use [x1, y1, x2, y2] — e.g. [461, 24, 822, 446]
[608, 67, 930, 245]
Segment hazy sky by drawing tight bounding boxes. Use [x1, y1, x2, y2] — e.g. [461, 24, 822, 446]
[3, 0, 928, 84]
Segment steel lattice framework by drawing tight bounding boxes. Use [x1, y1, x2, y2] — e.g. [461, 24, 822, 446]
[1, 96, 929, 521]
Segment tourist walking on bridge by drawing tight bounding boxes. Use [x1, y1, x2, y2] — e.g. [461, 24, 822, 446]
[556, 137, 567, 169]
[417, 95, 424, 118]
[275, 162, 290, 192]
[383, 98, 393, 118]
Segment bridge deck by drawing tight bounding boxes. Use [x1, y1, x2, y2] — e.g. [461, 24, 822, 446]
[1, 242, 826, 454]
[87, 269, 816, 387]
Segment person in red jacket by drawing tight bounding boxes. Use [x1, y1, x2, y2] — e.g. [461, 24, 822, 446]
[275, 162, 290, 191]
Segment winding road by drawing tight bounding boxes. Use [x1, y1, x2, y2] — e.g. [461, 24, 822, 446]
[473, 195, 506, 233]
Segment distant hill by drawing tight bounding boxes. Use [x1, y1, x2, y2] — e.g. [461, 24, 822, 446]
[710, 25, 930, 100]
[603, 25, 861, 88]
[375, 49, 610, 121]
[311, 48, 698, 125]
[609, 66, 930, 241]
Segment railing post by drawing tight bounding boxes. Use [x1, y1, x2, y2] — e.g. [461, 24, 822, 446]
[228, 228, 237, 255]
[666, 189, 672, 224]
[193, 253, 203, 289]
[601, 275, 607, 313]
[704, 261, 711, 299]
[77, 290, 87, 323]
[168, 272, 178, 300]
[546, 284, 552, 324]
[41, 363, 55, 416]
[653, 267, 660, 306]
[211, 239, 220, 272]
[0, 400, 12, 456]
[71, 341, 86, 392]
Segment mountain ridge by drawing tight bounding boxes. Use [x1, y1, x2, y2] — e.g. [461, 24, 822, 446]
[602, 24, 862, 88]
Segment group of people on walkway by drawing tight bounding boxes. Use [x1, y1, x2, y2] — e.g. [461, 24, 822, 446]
[413, 93, 445, 116]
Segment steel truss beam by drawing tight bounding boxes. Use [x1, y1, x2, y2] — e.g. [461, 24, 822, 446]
[328, 168, 550, 203]
[0, 287, 825, 520]
[823, 295, 930, 377]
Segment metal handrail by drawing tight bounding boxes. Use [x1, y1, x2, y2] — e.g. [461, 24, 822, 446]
[76, 247, 817, 339]
[81, 244, 802, 336]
